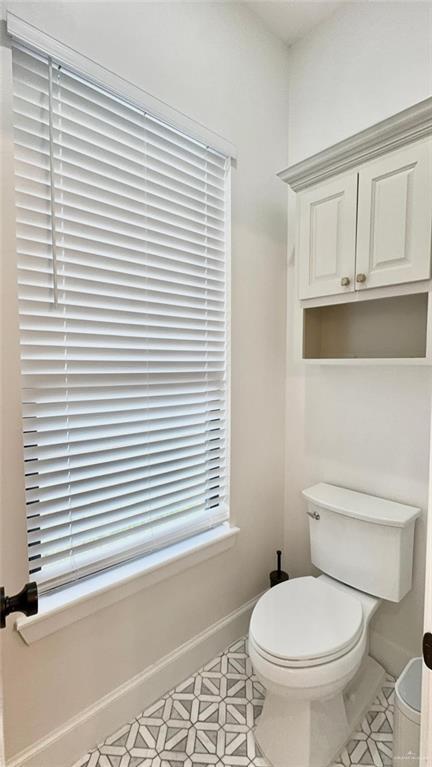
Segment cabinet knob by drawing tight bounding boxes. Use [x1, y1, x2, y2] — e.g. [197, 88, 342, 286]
[356, 273, 367, 284]
[340, 276, 351, 287]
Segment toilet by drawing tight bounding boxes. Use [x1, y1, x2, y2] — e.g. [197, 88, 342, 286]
[249, 482, 421, 767]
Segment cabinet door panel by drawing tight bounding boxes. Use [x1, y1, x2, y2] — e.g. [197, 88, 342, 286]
[298, 174, 357, 299]
[356, 142, 432, 290]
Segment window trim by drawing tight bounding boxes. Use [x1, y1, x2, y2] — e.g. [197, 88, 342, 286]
[16, 523, 239, 645]
[6, 11, 237, 161]
[11, 33, 233, 591]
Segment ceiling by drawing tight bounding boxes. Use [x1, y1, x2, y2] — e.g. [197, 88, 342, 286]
[246, 1, 343, 46]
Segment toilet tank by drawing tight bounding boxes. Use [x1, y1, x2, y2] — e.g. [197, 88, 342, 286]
[302, 483, 421, 602]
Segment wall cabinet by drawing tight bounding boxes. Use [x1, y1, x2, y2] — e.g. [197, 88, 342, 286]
[279, 98, 432, 363]
[298, 174, 357, 299]
[356, 142, 432, 290]
[297, 141, 432, 300]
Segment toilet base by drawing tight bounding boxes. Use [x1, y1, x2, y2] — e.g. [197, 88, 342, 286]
[255, 655, 385, 767]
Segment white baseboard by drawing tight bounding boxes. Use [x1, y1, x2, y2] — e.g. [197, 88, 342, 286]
[370, 628, 415, 679]
[7, 593, 262, 767]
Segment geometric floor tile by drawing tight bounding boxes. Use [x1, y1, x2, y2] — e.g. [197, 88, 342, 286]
[72, 637, 395, 767]
[332, 675, 395, 767]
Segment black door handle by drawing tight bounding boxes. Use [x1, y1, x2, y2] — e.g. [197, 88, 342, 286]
[423, 632, 432, 670]
[0, 582, 38, 629]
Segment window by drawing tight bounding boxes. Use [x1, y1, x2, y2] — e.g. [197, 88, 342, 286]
[12, 44, 230, 593]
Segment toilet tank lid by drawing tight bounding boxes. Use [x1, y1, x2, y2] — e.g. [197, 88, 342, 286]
[302, 483, 421, 528]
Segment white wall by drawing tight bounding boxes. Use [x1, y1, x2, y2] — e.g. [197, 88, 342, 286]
[0, 2, 289, 760]
[289, 1, 432, 163]
[285, 1, 432, 676]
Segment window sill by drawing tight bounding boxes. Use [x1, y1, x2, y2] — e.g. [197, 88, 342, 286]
[16, 524, 239, 645]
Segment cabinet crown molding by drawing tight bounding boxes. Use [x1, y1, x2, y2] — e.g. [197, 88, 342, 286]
[279, 97, 432, 191]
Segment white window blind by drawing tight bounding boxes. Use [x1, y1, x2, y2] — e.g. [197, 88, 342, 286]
[12, 44, 230, 593]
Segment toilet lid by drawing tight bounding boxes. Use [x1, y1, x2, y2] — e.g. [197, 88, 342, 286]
[250, 577, 364, 667]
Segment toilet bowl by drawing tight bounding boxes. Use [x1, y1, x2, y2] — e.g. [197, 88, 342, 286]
[249, 575, 382, 767]
[248, 483, 421, 767]
[250, 576, 367, 696]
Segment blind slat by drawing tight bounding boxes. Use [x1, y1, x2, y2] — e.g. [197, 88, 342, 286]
[24, 427, 225, 463]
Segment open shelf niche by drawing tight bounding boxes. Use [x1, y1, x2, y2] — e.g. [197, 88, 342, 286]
[303, 292, 429, 361]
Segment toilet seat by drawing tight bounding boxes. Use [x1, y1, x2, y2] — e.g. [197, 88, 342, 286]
[250, 576, 364, 669]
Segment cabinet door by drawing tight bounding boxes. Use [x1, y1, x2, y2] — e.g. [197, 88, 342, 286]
[298, 174, 357, 299]
[356, 142, 432, 290]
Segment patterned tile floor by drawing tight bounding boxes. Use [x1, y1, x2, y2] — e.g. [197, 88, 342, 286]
[73, 637, 395, 767]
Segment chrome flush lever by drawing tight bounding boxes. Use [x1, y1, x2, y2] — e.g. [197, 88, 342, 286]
[307, 510, 320, 521]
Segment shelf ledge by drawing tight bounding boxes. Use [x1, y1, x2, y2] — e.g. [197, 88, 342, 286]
[303, 358, 431, 366]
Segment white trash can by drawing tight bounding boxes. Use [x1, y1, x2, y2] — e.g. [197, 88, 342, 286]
[393, 657, 422, 766]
